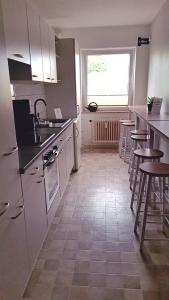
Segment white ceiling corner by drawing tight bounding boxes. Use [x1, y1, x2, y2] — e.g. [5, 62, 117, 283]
[30, 0, 167, 29]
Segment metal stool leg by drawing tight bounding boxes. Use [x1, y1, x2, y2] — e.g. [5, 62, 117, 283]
[134, 173, 146, 234]
[130, 156, 140, 210]
[140, 175, 152, 251]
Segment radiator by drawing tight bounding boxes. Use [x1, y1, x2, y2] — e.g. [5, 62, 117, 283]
[92, 120, 120, 143]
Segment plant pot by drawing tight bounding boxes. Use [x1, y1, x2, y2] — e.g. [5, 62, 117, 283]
[147, 103, 152, 113]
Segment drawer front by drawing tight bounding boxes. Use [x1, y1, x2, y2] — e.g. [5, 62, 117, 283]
[22, 155, 44, 188]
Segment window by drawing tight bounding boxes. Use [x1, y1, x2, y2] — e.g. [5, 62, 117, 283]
[85, 51, 133, 106]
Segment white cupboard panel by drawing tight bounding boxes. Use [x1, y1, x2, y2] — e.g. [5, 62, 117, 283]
[27, 4, 43, 81]
[0, 197, 30, 300]
[49, 28, 57, 83]
[0, 151, 22, 204]
[2, 0, 30, 64]
[21, 158, 47, 267]
[40, 18, 51, 82]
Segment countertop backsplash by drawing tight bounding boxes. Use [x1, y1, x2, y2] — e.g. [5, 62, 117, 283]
[11, 82, 47, 119]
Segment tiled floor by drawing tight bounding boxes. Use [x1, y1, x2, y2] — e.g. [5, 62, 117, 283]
[23, 149, 169, 300]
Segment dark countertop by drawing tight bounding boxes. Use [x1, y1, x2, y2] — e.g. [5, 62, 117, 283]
[19, 119, 74, 174]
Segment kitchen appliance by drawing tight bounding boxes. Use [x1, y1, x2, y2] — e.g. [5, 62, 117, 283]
[13, 99, 40, 146]
[73, 116, 81, 171]
[43, 144, 60, 212]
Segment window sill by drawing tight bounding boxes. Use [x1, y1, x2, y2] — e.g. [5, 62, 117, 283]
[82, 106, 129, 114]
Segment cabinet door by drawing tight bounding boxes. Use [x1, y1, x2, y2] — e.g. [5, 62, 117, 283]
[0, 151, 22, 205]
[58, 146, 67, 198]
[49, 28, 57, 83]
[27, 4, 43, 81]
[22, 159, 47, 267]
[0, 197, 30, 300]
[0, 1, 22, 205]
[0, 11, 17, 154]
[40, 18, 51, 82]
[1, 0, 30, 64]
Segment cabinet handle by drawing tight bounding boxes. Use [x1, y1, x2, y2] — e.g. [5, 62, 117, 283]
[34, 166, 40, 171]
[13, 53, 24, 58]
[11, 205, 24, 220]
[28, 167, 39, 175]
[51, 78, 55, 80]
[0, 202, 9, 217]
[36, 180, 42, 183]
[32, 75, 38, 78]
[3, 146, 18, 156]
[46, 77, 51, 80]
[60, 138, 63, 142]
[29, 172, 36, 175]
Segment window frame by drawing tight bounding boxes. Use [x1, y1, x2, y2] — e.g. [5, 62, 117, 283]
[81, 48, 136, 109]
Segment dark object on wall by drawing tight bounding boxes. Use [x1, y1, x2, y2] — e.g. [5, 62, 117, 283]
[137, 37, 150, 47]
[86, 102, 98, 112]
[13, 99, 40, 146]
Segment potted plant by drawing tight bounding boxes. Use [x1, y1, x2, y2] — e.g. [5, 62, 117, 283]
[147, 96, 154, 113]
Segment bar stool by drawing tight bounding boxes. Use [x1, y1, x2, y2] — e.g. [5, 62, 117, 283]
[128, 129, 148, 174]
[119, 120, 135, 158]
[130, 148, 164, 210]
[134, 162, 169, 251]
[119, 122, 135, 161]
[129, 135, 148, 189]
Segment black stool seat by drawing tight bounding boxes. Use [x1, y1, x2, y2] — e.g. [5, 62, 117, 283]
[134, 148, 163, 160]
[130, 129, 147, 135]
[131, 134, 148, 142]
[139, 162, 169, 177]
[122, 122, 135, 126]
[120, 119, 134, 123]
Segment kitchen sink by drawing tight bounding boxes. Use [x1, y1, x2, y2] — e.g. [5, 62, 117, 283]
[39, 118, 71, 128]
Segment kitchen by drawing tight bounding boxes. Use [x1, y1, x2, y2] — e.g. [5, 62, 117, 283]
[0, 0, 169, 299]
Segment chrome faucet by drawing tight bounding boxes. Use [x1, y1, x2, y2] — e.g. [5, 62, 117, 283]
[34, 98, 47, 123]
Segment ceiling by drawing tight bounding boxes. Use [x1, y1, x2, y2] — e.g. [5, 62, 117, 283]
[30, 0, 166, 29]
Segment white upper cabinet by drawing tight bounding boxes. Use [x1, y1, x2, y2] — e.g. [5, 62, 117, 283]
[1, 0, 30, 64]
[40, 19, 57, 83]
[49, 28, 57, 83]
[40, 18, 51, 82]
[27, 4, 43, 81]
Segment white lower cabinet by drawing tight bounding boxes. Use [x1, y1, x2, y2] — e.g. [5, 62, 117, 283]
[0, 197, 30, 300]
[21, 157, 47, 268]
[58, 124, 74, 198]
[58, 144, 68, 198]
[66, 134, 74, 177]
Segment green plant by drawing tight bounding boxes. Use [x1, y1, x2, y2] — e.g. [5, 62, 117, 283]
[147, 96, 154, 104]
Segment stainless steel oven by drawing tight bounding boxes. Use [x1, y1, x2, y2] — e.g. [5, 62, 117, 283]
[43, 145, 60, 212]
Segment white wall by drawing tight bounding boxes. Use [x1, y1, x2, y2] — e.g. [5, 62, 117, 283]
[12, 82, 47, 119]
[59, 24, 150, 106]
[147, 0, 169, 162]
[58, 25, 150, 146]
[148, 0, 169, 113]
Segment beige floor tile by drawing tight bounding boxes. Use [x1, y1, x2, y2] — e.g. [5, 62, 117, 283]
[124, 289, 144, 300]
[22, 150, 169, 300]
[69, 286, 90, 300]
